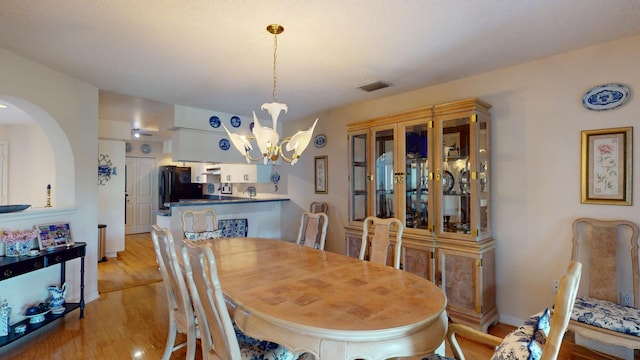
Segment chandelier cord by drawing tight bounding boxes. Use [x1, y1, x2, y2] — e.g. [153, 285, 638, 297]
[272, 31, 278, 103]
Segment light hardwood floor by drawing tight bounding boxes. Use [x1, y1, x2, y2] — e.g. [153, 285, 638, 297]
[0, 234, 615, 359]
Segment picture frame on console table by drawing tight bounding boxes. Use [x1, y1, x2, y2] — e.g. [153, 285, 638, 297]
[314, 155, 328, 194]
[37, 223, 73, 250]
[581, 126, 632, 205]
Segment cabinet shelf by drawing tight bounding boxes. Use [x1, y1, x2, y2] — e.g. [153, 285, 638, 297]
[0, 243, 86, 349]
[0, 303, 81, 347]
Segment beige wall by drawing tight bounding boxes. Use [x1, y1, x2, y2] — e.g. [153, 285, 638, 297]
[0, 49, 99, 313]
[283, 34, 640, 326]
[0, 124, 55, 206]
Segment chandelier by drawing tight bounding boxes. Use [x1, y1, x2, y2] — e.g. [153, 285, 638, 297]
[222, 24, 318, 165]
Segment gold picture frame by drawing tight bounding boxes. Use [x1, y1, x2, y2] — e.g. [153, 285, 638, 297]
[581, 127, 632, 205]
[314, 156, 328, 194]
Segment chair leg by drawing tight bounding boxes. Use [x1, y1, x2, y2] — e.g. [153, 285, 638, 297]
[161, 320, 179, 360]
[186, 326, 197, 360]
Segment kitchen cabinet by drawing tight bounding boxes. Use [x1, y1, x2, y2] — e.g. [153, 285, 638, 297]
[219, 164, 273, 183]
[220, 163, 257, 183]
[171, 128, 246, 163]
[345, 98, 497, 331]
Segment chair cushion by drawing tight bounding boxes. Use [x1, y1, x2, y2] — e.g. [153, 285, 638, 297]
[528, 308, 550, 359]
[234, 323, 296, 360]
[184, 230, 223, 240]
[218, 219, 248, 237]
[491, 311, 546, 360]
[571, 296, 640, 336]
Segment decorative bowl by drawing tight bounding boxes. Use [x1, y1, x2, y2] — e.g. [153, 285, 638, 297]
[26, 311, 49, 324]
[14, 324, 26, 334]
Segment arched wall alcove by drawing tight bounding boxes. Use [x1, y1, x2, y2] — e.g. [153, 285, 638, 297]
[0, 96, 75, 207]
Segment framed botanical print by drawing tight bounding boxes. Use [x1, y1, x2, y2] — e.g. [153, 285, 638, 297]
[314, 156, 328, 194]
[581, 127, 632, 205]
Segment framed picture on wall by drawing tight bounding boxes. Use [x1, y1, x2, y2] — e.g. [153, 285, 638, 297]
[37, 222, 73, 250]
[314, 156, 328, 194]
[581, 126, 632, 205]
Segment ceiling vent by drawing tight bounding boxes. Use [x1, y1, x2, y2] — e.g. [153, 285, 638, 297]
[359, 81, 391, 92]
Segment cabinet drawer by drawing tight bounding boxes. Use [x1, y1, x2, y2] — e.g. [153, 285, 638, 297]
[0, 257, 45, 280]
[47, 246, 86, 265]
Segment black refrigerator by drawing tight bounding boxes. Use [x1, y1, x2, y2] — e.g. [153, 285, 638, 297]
[158, 166, 203, 209]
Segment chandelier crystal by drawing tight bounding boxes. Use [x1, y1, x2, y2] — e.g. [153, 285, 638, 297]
[222, 24, 318, 165]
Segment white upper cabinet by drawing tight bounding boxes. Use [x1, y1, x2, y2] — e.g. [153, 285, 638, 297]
[171, 128, 245, 163]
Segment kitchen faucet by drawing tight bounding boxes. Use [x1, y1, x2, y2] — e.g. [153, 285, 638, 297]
[243, 186, 256, 199]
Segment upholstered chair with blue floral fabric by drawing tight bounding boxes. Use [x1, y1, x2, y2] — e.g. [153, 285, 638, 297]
[444, 261, 581, 360]
[568, 218, 640, 353]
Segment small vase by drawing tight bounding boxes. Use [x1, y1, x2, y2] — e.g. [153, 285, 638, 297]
[5, 240, 31, 257]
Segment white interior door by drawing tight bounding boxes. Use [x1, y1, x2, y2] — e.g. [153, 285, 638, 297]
[125, 157, 157, 234]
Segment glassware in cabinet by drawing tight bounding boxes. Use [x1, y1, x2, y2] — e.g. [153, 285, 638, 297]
[400, 121, 431, 231]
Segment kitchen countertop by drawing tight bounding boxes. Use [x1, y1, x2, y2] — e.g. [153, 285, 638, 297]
[155, 197, 289, 216]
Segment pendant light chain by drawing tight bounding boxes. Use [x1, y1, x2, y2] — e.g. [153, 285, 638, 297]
[272, 31, 278, 103]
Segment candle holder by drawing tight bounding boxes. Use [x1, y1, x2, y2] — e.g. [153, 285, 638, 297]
[45, 185, 52, 208]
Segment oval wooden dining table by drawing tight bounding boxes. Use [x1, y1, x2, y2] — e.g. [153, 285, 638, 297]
[203, 237, 447, 360]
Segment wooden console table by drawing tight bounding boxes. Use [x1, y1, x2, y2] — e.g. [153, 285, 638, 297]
[0, 242, 86, 348]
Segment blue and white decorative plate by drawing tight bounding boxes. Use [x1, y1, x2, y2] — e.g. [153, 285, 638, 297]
[209, 116, 221, 128]
[314, 134, 327, 148]
[0, 204, 31, 213]
[582, 83, 630, 111]
[219, 138, 231, 151]
[141, 144, 152, 154]
[230, 116, 241, 128]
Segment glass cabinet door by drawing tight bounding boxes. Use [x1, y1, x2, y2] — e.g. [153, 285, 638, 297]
[372, 125, 395, 219]
[400, 121, 430, 231]
[476, 116, 491, 237]
[438, 116, 472, 237]
[434, 99, 492, 241]
[349, 131, 369, 222]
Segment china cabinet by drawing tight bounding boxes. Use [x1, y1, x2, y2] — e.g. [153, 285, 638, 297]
[345, 98, 497, 331]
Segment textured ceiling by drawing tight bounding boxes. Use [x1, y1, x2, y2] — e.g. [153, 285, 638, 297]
[1, 0, 640, 134]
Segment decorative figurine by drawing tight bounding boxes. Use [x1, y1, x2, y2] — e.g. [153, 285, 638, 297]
[45, 184, 52, 208]
[0, 299, 11, 337]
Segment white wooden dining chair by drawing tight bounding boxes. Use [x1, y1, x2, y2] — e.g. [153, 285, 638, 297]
[446, 261, 582, 360]
[181, 208, 222, 240]
[296, 211, 328, 250]
[150, 224, 198, 360]
[568, 218, 640, 355]
[359, 216, 404, 269]
[309, 202, 328, 214]
[180, 239, 297, 360]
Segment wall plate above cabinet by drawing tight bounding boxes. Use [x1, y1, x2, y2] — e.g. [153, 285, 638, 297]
[314, 134, 327, 148]
[582, 83, 630, 111]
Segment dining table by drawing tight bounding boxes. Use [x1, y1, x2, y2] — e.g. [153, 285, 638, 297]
[202, 237, 448, 360]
